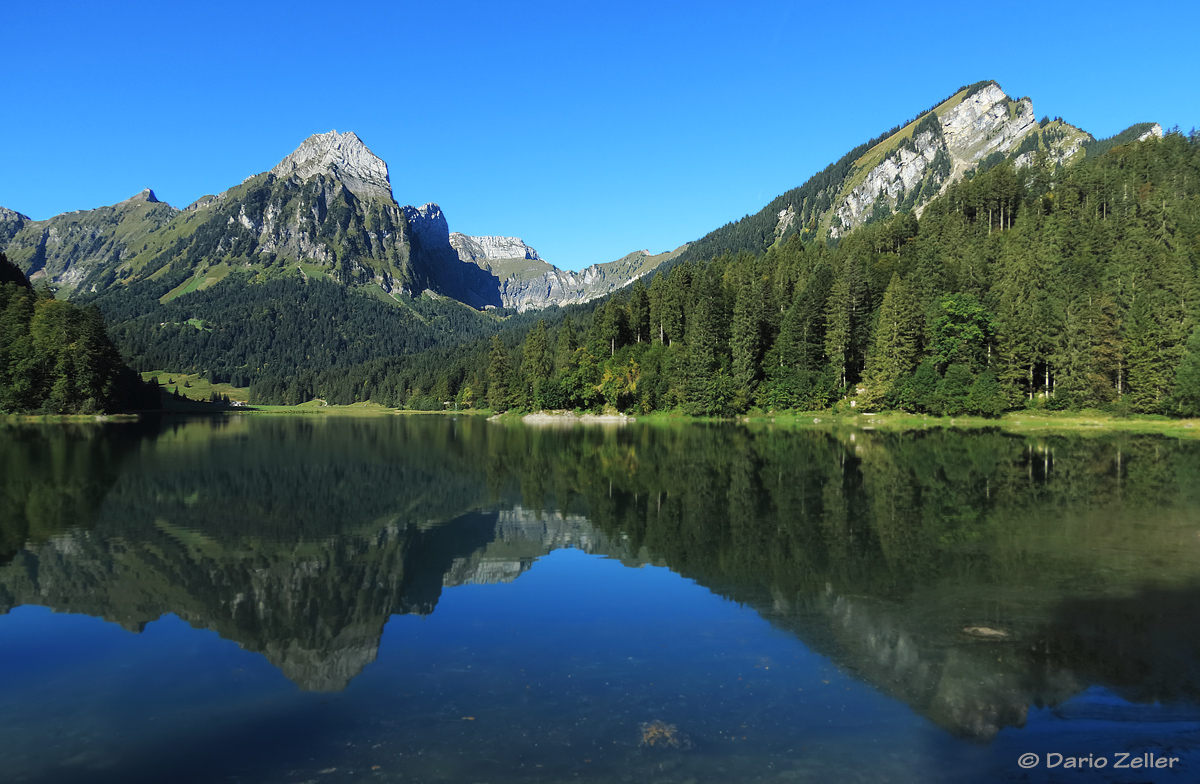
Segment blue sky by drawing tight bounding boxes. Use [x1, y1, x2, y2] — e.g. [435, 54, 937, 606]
[4, 1, 1197, 270]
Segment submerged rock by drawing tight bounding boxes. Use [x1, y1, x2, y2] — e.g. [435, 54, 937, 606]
[639, 720, 692, 749]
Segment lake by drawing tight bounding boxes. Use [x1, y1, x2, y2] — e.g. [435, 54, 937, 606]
[3, 415, 1200, 783]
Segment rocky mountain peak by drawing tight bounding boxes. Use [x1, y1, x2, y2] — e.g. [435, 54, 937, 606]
[120, 188, 160, 205]
[828, 81, 1044, 238]
[270, 130, 393, 202]
[402, 203, 449, 246]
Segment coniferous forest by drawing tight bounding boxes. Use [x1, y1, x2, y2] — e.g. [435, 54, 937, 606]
[0, 253, 158, 414]
[249, 131, 1200, 417]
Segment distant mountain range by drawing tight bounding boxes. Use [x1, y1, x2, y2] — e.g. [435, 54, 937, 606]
[0, 130, 675, 313]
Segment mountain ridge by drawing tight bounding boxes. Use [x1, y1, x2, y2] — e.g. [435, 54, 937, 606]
[0, 130, 664, 314]
[671, 80, 1124, 266]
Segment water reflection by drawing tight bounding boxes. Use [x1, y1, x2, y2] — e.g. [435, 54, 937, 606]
[3, 416, 1200, 778]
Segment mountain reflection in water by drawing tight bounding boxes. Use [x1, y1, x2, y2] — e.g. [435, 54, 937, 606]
[3, 416, 1200, 782]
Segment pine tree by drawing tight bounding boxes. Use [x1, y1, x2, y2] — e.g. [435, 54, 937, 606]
[1170, 327, 1200, 416]
[554, 316, 578, 375]
[629, 278, 650, 344]
[522, 319, 552, 408]
[487, 335, 511, 411]
[860, 274, 921, 408]
[730, 275, 764, 408]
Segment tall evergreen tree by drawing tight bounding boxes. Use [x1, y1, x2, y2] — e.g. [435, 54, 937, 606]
[629, 278, 650, 344]
[554, 316, 578, 375]
[487, 335, 511, 411]
[523, 319, 552, 408]
[860, 274, 921, 408]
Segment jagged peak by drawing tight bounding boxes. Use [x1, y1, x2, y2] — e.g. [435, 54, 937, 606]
[404, 202, 445, 221]
[270, 130, 393, 201]
[120, 188, 160, 205]
[0, 206, 30, 222]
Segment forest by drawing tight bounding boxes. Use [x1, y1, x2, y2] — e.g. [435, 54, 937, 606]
[248, 130, 1200, 417]
[0, 253, 158, 414]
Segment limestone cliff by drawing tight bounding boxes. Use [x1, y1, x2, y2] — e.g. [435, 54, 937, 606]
[402, 204, 504, 308]
[450, 244, 686, 312]
[449, 233, 541, 263]
[827, 83, 1090, 237]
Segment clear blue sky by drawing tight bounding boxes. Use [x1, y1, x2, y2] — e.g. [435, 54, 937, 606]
[4, 1, 1197, 271]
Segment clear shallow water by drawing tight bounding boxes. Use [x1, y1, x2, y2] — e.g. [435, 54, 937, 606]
[3, 416, 1200, 783]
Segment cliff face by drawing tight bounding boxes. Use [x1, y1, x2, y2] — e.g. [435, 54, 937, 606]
[449, 233, 541, 263]
[402, 204, 504, 307]
[827, 83, 1090, 238]
[0, 206, 30, 244]
[447, 244, 685, 312]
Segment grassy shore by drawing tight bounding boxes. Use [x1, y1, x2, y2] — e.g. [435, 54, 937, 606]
[12, 384, 1200, 438]
[740, 410, 1200, 438]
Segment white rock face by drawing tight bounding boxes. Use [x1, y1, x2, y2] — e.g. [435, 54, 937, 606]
[941, 84, 1036, 162]
[834, 129, 943, 234]
[270, 130, 393, 202]
[830, 83, 1042, 237]
[775, 205, 797, 237]
[449, 233, 541, 262]
[494, 250, 664, 312]
[0, 206, 29, 242]
[1138, 123, 1164, 142]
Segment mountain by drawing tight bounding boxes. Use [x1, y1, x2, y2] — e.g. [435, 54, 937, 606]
[0, 131, 665, 312]
[1, 189, 179, 293]
[673, 80, 1125, 264]
[0, 131, 674, 386]
[450, 232, 687, 312]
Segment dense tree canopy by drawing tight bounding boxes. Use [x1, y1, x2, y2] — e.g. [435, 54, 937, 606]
[0, 252, 157, 414]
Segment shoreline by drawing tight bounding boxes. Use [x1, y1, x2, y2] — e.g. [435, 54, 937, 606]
[7, 407, 1200, 438]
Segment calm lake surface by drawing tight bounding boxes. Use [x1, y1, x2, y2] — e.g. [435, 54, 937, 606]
[3, 416, 1200, 783]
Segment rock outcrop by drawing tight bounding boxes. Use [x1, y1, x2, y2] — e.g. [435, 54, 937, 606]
[269, 130, 393, 202]
[451, 245, 686, 312]
[402, 204, 504, 308]
[1139, 123, 1164, 142]
[0, 206, 29, 243]
[830, 83, 1056, 237]
[449, 233, 541, 263]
